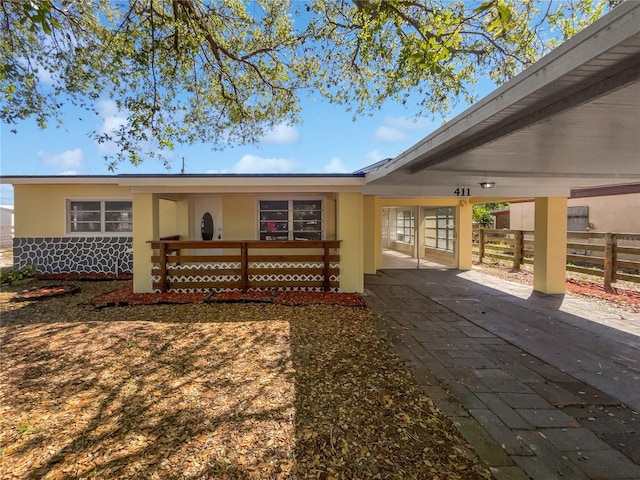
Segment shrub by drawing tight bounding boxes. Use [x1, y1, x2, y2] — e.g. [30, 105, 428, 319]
[0, 265, 37, 285]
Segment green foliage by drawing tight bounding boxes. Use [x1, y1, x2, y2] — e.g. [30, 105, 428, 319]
[1, 0, 610, 170]
[473, 202, 509, 227]
[0, 265, 37, 285]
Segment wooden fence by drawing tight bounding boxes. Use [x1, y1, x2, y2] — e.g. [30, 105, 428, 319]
[473, 229, 640, 289]
[149, 239, 341, 293]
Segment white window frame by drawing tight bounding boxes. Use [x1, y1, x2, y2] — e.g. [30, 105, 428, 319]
[257, 197, 325, 241]
[65, 198, 133, 236]
[395, 209, 415, 245]
[424, 207, 455, 252]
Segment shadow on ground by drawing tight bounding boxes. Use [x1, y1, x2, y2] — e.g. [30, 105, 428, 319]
[0, 280, 492, 479]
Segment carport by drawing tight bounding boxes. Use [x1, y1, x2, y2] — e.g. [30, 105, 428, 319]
[363, 1, 640, 294]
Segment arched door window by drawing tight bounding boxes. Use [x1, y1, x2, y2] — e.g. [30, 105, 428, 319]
[201, 212, 214, 240]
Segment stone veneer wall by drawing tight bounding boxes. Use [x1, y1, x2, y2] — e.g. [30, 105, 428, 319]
[13, 237, 133, 274]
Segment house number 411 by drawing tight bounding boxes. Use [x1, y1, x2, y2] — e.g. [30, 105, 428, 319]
[454, 188, 470, 197]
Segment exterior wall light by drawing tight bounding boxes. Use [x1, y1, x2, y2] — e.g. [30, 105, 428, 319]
[479, 182, 495, 188]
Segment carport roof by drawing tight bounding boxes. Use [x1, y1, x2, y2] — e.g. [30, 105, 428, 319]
[365, 1, 640, 198]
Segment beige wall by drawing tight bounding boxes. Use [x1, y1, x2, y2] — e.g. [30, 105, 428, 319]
[510, 193, 640, 233]
[159, 199, 178, 238]
[13, 184, 132, 237]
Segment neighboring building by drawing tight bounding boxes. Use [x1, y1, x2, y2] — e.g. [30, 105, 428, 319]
[510, 184, 640, 233]
[0, 205, 14, 248]
[491, 209, 511, 230]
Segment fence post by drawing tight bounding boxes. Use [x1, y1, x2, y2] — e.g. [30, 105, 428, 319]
[611, 234, 617, 283]
[478, 228, 485, 263]
[513, 230, 523, 271]
[241, 241, 248, 292]
[604, 233, 616, 293]
[323, 243, 331, 292]
[159, 242, 168, 293]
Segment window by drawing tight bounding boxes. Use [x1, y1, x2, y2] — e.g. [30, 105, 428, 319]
[424, 207, 455, 251]
[67, 200, 132, 234]
[259, 199, 322, 240]
[396, 210, 415, 244]
[567, 206, 589, 232]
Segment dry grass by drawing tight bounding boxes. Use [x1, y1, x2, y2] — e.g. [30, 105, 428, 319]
[0, 281, 492, 479]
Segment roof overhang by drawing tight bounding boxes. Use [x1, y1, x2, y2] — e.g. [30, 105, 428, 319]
[1, 174, 366, 194]
[365, 1, 640, 198]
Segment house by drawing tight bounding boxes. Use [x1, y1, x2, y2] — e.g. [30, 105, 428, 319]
[490, 209, 510, 230]
[3, 1, 640, 295]
[0, 204, 14, 248]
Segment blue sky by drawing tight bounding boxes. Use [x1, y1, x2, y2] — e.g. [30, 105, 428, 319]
[0, 89, 482, 205]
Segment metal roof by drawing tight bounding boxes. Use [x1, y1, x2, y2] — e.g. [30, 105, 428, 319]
[365, 1, 640, 198]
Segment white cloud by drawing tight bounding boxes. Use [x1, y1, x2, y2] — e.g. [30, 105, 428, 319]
[385, 115, 433, 131]
[58, 170, 79, 176]
[228, 154, 296, 173]
[261, 123, 300, 145]
[364, 150, 384, 163]
[35, 66, 54, 84]
[374, 115, 435, 144]
[374, 126, 409, 143]
[37, 148, 85, 171]
[324, 157, 349, 173]
[96, 99, 128, 154]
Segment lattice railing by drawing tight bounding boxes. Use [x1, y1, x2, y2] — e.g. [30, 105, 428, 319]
[149, 240, 341, 293]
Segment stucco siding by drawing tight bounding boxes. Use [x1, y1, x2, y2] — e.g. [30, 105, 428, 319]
[13, 184, 132, 237]
[159, 199, 178, 238]
[221, 195, 256, 240]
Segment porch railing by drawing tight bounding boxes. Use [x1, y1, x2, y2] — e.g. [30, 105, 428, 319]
[149, 240, 341, 293]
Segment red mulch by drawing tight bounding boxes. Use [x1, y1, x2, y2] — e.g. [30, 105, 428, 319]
[90, 284, 366, 308]
[12, 284, 80, 302]
[474, 263, 640, 312]
[90, 285, 208, 307]
[566, 278, 640, 308]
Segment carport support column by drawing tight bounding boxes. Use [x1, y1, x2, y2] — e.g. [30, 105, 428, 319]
[534, 197, 567, 294]
[132, 193, 160, 293]
[363, 195, 380, 275]
[457, 201, 473, 270]
[337, 192, 364, 292]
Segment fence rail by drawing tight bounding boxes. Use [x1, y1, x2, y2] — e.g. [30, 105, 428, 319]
[472, 229, 640, 290]
[149, 239, 341, 293]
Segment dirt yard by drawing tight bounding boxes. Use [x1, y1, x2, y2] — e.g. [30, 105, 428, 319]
[0, 280, 492, 479]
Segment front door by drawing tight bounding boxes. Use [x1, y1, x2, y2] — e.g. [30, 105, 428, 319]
[191, 196, 223, 256]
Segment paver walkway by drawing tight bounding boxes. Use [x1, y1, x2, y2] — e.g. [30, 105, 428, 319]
[364, 269, 640, 480]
